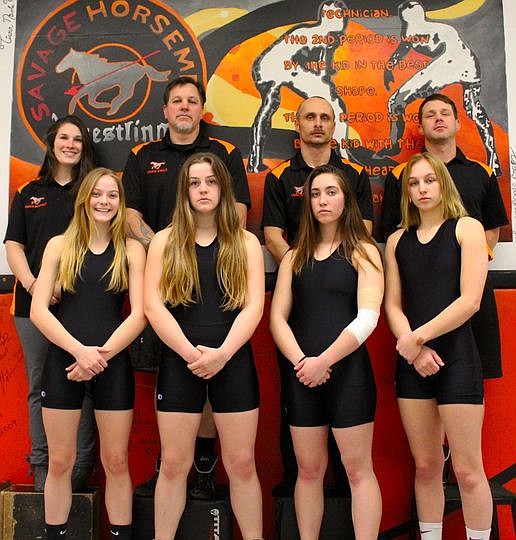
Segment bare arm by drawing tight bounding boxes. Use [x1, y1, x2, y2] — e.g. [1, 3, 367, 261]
[485, 227, 499, 253]
[5, 240, 36, 292]
[396, 217, 488, 361]
[236, 202, 248, 228]
[30, 236, 107, 376]
[101, 239, 147, 358]
[264, 226, 290, 265]
[384, 230, 412, 339]
[296, 244, 384, 387]
[363, 219, 373, 235]
[384, 230, 444, 374]
[269, 250, 305, 365]
[66, 239, 147, 380]
[143, 230, 200, 363]
[125, 208, 155, 250]
[316, 243, 384, 367]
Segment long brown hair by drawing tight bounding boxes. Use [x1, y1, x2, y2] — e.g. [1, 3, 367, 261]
[292, 164, 379, 273]
[160, 153, 247, 310]
[400, 152, 467, 229]
[58, 168, 128, 293]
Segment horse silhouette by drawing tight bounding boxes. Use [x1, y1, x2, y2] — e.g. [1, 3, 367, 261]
[56, 48, 171, 116]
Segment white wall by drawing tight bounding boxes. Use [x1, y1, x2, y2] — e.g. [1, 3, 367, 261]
[0, 0, 17, 274]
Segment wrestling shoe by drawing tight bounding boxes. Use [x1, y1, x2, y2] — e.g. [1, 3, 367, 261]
[188, 455, 218, 500]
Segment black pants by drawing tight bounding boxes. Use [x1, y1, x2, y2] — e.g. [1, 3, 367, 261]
[472, 274, 502, 379]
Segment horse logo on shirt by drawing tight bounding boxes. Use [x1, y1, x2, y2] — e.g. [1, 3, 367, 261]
[26, 196, 47, 209]
[291, 186, 304, 198]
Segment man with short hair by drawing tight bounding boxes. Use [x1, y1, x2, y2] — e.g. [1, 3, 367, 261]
[263, 96, 373, 265]
[381, 92, 508, 380]
[122, 75, 251, 499]
[381, 0, 501, 176]
[262, 95, 374, 489]
[123, 76, 249, 242]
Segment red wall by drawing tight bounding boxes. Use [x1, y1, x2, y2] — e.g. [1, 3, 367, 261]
[1, 290, 514, 539]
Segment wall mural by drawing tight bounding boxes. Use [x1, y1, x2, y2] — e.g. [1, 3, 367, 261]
[10, 0, 511, 241]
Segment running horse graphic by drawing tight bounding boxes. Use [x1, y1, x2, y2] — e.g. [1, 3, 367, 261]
[56, 48, 171, 116]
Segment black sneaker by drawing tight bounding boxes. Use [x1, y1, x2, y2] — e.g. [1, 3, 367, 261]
[188, 455, 218, 500]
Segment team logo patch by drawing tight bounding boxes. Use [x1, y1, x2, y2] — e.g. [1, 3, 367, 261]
[147, 160, 167, 173]
[291, 185, 304, 198]
[25, 196, 47, 208]
[18, 0, 206, 171]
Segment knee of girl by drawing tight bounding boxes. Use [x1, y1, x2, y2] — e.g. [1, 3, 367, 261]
[297, 461, 326, 483]
[48, 455, 75, 477]
[344, 463, 373, 487]
[414, 456, 443, 483]
[102, 452, 129, 477]
[160, 455, 192, 479]
[453, 464, 485, 492]
[225, 453, 256, 481]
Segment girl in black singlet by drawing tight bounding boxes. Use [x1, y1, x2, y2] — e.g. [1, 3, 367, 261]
[31, 168, 146, 540]
[270, 164, 383, 540]
[144, 153, 264, 540]
[384, 152, 492, 540]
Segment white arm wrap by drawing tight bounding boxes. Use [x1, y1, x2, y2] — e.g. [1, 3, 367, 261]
[345, 308, 379, 345]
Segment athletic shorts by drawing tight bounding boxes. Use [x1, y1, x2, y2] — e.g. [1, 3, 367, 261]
[41, 347, 135, 410]
[282, 351, 376, 428]
[395, 352, 484, 405]
[157, 340, 259, 413]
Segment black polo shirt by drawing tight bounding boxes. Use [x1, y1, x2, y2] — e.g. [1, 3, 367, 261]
[4, 177, 74, 317]
[122, 121, 251, 232]
[381, 148, 508, 239]
[261, 150, 374, 244]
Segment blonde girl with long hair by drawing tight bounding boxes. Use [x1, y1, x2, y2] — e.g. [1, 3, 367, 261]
[270, 164, 383, 540]
[31, 168, 146, 540]
[384, 152, 492, 540]
[144, 152, 264, 540]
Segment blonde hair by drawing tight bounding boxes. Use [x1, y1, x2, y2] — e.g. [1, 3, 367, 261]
[58, 167, 128, 292]
[400, 152, 467, 229]
[292, 165, 380, 274]
[160, 153, 247, 310]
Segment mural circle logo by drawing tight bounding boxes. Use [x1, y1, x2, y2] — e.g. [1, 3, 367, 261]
[17, 0, 206, 170]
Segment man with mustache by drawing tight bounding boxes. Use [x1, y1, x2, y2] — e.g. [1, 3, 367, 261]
[122, 76, 251, 501]
[261, 95, 373, 490]
[262, 96, 373, 265]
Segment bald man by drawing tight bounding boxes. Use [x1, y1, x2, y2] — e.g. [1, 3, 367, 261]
[261, 96, 374, 489]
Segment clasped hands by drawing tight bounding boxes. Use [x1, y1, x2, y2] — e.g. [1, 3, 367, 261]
[66, 345, 110, 381]
[397, 332, 444, 377]
[295, 356, 332, 388]
[187, 345, 228, 380]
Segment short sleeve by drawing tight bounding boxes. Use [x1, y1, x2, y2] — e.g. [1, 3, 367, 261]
[4, 191, 27, 245]
[226, 147, 251, 208]
[121, 150, 143, 212]
[381, 169, 403, 240]
[480, 171, 509, 230]
[354, 168, 374, 222]
[261, 171, 287, 231]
